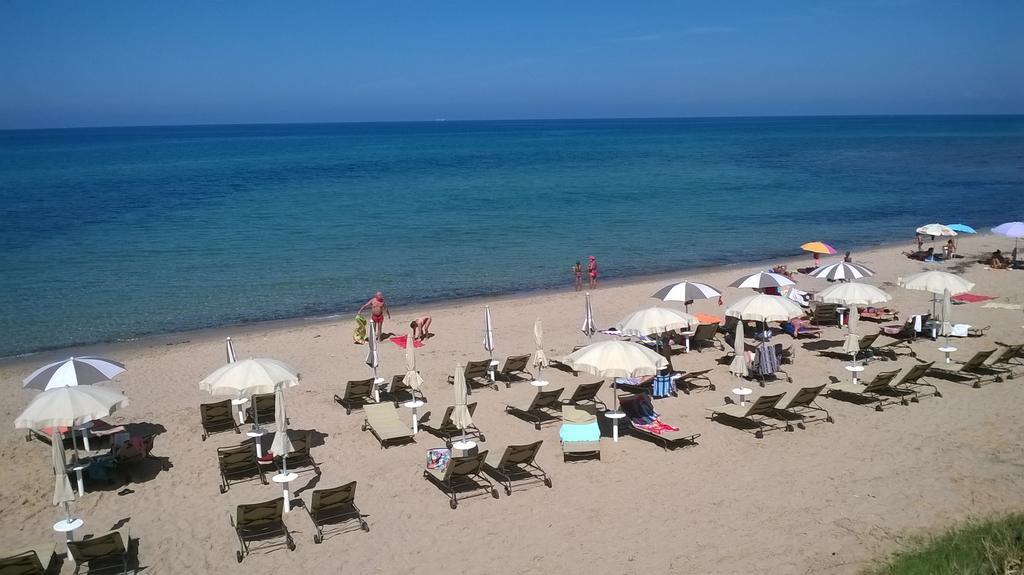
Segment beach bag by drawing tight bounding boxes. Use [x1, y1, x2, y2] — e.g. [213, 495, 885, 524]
[353, 314, 367, 344]
[426, 448, 451, 471]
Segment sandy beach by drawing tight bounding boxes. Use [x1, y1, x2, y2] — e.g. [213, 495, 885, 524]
[3, 234, 1023, 575]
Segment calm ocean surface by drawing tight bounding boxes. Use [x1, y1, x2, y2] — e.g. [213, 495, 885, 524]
[1, 116, 1022, 356]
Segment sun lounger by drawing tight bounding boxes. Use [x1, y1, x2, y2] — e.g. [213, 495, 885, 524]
[496, 354, 533, 387]
[676, 369, 716, 394]
[826, 369, 915, 410]
[200, 399, 240, 441]
[879, 314, 930, 357]
[549, 345, 586, 375]
[562, 380, 607, 409]
[67, 527, 130, 575]
[781, 321, 821, 339]
[361, 403, 415, 449]
[483, 441, 552, 495]
[985, 343, 1023, 375]
[0, 543, 57, 575]
[709, 393, 786, 438]
[447, 360, 497, 392]
[218, 443, 267, 493]
[422, 451, 498, 509]
[231, 498, 295, 563]
[688, 323, 725, 352]
[858, 307, 899, 322]
[771, 385, 833, 429]
[559, 405, 601, 461]
[422, 403, 484, 445]
[274, 430, 321, 476]
[620, 394, 700, 450]
[810, 303, 839, 326]
[384, 374, 426, 405]
[892, 362, 941, 399]
[306, 481, 368, 543]
[334, 378, 376, 415]
[927, 349, 1005, 388]
[246, 393, 276, 426]
[505, 387, 564, 430]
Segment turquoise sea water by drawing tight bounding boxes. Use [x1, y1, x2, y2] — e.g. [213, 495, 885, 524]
[1, 116, 1022, 357]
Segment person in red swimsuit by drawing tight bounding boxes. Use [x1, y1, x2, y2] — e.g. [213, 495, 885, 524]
[587, 256, 598, 288]
[358, 292, 390, 339]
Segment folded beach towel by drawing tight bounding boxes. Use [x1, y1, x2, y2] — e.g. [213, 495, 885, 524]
[982, 302, 1023, 310]
[388, 335, 423, 349]
[694, 313, 723, 325]
[353, 314, 367, 344]
[952, 293, 995, 304]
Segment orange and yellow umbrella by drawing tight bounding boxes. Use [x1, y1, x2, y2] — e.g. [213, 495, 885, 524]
[800, 241, 838, 255]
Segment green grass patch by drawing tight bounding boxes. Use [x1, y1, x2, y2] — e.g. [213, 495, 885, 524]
[864, 513, 1024, 575]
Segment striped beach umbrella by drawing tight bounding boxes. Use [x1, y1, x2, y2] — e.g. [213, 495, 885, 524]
[809, 262, 875, 282]
[581, 292, 597, 341]
[23, 357, 126, 391]
[651, 280, 721, 312]
[483, 305, 495, 360]
[225, 337, 237, 363]
[729, 271, 795, 290]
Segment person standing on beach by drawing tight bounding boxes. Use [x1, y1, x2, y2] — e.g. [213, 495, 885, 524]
[358, 292, 390, 340]
[587, 256, 599, 288]
[572, 261, 583, 291]
[844, 251, 852, 263]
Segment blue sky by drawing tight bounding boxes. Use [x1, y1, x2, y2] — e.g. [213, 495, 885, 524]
[1, 1, 1022, 129]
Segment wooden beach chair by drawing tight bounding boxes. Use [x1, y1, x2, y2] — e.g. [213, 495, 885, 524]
[67, 527, 131, 575]
[217, 443, 267, 493]
[361, 403, 415, 449]
[927, 349, 1005, 388]
[231, 498, 295, 563]
[825, 369, 915, 410]
[620, 394, 700, 450]
[496, 354, 533, 387]
[422, 403, 484, 446]
[200, 399, 239, 441]
[483, 441, 552, 496]
[334, 378, 375, 415]
[274, 430, 321, 476]
[559, 405, 601, 462]
[0, 543, 57, 575]
[562, 380, 606, 409]
[708, 393, 786, 439]
[447, 360, 497, 392]
[771, 385, 833, 430]
[305, 481, 369, 543]
[422, 450, 498, 509]
[504, 387, 564, 430]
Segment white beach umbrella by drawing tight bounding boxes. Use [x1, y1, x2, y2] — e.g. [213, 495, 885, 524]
[616, 306, 698, 337]
[940, 288, 953, 341]
[581, 292, 596, 341]
[900, 270, 974, 296]
[365, 322, 380, 374]
[451, 365, 473, 448]
[809, 262, 875, 282]
[992, 221, 1024, 256]
[402, 329, 423, 391]
[725, 294, 805, 323]
[269, 384, 293, 466]
[483, 305, 495, 359]
[729, 321, 749, 378]
[50, 429, 76, 526]
[562, 340, 666, 442]
[225, 337, 237, 363]
[916, 223, 957, 237]
[532, 318, 547, 372]
[199, 358, 300, 397]
[729, 271, 795, 290]
[15, 385, 129, 431]
[816, 282, 892, 307]
[23, 357, 125, 391]
[652, 280, 722, 312]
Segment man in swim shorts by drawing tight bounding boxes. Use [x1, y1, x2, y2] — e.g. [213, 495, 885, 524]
[410, 315, 432, 341]
[358, 292, 390, 339]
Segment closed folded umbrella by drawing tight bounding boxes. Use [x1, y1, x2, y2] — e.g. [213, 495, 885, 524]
[729, 272, 795, 290]
[23, 357, 125, 391]
[225, 337, 237, 363]
[729, 321, 748, 378]
[51, 429, 76, 526]
[809, 262, 875, 282]
[15, 385, 129, 430]
[940, 288, 953, 342]
[483, 306, 495, 359]
[402, 328, 423, 391]
[365, 323, 380, 378]
[581, 292, 596, 341]
[532, 318, 547, 373]
[616, 306, 697, 337]
[651, 281, 721, 312]
[269, 384, 293, 467]
[451, 365, 473, 449]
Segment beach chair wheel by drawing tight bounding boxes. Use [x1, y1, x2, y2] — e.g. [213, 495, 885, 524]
[545, 478, 553, 488]
[973, 382, 982, 389]
[797, 422, 806, 430]
[287, 539, 296, 551]
[491, 488, 500, 499]
[236, 551, 244, 563]
[785, 424, 794, 432]
[361, 522, 370, 532]
[826, 416, 834, 423]
[219, 485, 227, 494]
[450, 500, 458, 510]
[504, 486, 512, 496]
[754, 431, 764, 439]
[313, 534, 322, 544]
[708, 384, 716, 391]
[478, 434, 486, 442]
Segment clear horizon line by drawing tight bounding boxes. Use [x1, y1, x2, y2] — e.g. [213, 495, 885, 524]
[3, 111, 1022, 133]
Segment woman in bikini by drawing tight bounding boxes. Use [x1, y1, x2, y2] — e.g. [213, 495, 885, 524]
[587, 256, 598, 288]
[572, 261, 583, 291]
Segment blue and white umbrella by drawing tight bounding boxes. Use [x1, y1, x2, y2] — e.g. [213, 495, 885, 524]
[483, 306, 495, 359]
[581, 292, 597, 341]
